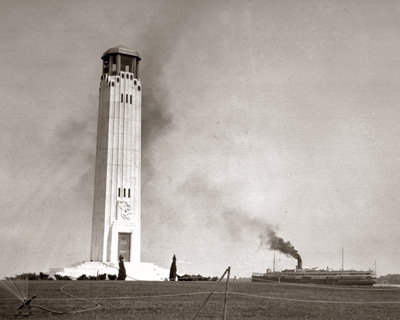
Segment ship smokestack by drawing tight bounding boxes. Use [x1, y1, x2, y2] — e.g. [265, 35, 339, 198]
[297, 257, 302, 270]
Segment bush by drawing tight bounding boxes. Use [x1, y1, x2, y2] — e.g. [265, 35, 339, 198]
[108, 274, 117, 280]
[178, 274, 212, 281]
[54, 274, 72, 280]
[169, 255, 177, 281]
[98, 273, 107, 280]
[39, 272, 49, 280]
[12, 273, 40, 280]
[77, 274, 106, 280]
[77, 274, 88, 280]
[7, 272, 59, 281]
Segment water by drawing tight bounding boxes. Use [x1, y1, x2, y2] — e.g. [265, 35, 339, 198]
[0, 278, 29, 302]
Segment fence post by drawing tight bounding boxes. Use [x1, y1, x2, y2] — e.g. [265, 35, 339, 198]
[222, 266, 231, 320]
[192, 267, 230, 320]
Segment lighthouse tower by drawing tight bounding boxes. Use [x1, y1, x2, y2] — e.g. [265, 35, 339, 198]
[90, 45, 142, 265]
[49, 46, 168, 280]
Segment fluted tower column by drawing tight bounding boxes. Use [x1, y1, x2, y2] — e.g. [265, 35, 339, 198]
[90, 45, 142, 264]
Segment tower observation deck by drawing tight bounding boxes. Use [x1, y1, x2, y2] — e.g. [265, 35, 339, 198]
[101, 45, 141, 77]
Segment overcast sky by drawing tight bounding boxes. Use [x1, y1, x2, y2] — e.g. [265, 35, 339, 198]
[1, 0, 399, 279]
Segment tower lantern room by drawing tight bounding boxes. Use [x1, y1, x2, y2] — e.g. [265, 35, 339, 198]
[101, 45, 141, 78]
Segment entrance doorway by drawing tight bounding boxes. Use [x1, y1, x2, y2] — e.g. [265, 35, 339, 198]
[118, 233, 131, 262]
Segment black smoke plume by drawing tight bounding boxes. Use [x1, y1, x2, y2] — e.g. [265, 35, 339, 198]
[177, 174, 302, 260]
[259, 228, 301, 260]
[138, 3, 194, 179]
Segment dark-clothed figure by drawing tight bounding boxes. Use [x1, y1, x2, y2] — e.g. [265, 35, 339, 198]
[117, 255, 127, 280]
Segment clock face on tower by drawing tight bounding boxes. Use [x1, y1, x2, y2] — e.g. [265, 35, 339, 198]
[117, 200, 133, 221]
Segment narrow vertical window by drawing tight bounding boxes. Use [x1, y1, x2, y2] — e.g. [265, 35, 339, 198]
[128, 189, 131, 198]
[124, 188, 126, 197]
[121, 73, 125, 79]
[121, 94, 123, 102]
[111, 82, 114, 87]
[134, 80, 137, 86]
[138, 86, 141, 91]
[118, 188, 121, 197]
[126, 94, 128, 103]
[130, 95, 132, 104]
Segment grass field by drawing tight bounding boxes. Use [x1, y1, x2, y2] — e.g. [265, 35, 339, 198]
[1, 280, 400, 319]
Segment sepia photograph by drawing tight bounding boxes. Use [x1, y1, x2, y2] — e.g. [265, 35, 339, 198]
[0, 0, 399, 318]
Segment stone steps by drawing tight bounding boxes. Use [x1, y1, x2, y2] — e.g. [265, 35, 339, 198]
[49, 261, 169, 281]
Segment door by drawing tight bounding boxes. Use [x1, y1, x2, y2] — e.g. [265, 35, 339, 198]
[118, 233, 131, 262]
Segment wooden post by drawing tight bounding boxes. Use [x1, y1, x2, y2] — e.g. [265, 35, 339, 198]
[192, 267, 229, 320]
[223, 266, 231, 320]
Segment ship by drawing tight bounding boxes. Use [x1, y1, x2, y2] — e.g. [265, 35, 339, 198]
[252, 257, 377, 286]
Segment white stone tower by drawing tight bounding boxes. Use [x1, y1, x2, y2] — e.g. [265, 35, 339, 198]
[90, 45, 142, 265]
[49, 47, 169, 280]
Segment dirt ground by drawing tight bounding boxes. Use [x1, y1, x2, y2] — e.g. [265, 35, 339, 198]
[1, 280, 400, 319]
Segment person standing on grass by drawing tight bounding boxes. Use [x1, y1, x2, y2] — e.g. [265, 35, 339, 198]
[117, 255, 127, 280]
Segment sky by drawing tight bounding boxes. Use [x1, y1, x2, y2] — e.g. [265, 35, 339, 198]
[0, 0, 399, 279]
